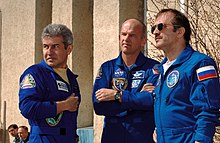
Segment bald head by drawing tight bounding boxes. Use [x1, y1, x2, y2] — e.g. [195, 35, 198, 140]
[121, 19, 146, 37]
[119, 18, 147, 60]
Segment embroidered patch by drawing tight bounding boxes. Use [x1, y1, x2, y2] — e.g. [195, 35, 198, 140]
[46, 112, 63, 126]
[57, 80, 69, 92]
[96, 67, 102, 79]
[131, 80, 141, 88]
[196, 65, 217, 81]
[112, 78, 128, 91]
[20, 74, 36, 89]
[167, 70, 179, 88]
[132, 71, 145, 79]
[114, 68, 125, 77]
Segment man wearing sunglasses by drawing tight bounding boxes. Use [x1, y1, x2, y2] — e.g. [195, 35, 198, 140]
[92, 18, 159, 143]
[151, 8, 220, 143]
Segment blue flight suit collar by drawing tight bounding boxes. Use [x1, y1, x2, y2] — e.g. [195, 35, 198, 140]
[159, 45, 194, 72]
[39, 60, 78, 78]
[40, 60, 54, 72]
[115, 52, 147, 70]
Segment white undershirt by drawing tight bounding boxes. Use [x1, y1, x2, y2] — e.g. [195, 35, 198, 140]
[127, 64, 133, 71]
[162, 59, 176, 75]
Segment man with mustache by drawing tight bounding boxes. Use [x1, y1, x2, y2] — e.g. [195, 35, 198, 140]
[152, 8, 220, 143]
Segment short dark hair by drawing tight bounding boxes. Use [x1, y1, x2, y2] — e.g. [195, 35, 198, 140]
[156, 8, 191, 45]
[8, 124, 18, 130]
[18, 126, 28, 132]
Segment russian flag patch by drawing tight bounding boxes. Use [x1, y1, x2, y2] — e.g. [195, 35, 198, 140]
[196, 65, 218, 81]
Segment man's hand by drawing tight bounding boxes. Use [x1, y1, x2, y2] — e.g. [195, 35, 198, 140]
[141, 83, 155, 92]
[95, 88, 116, 102]
[153, 129, 157, 143]
[56, 93, 79, 114]
[65, 94, 79, 112]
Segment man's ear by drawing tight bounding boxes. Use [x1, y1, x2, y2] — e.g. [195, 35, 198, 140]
[67, 45, 73, 55]
[141, 35, 147, 47]
[177, 27, 185, 39]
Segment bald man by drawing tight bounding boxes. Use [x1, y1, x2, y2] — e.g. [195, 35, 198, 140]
[92, 18, 159, 143]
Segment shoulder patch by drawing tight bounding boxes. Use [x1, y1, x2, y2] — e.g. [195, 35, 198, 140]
[196, 65, 217, 81]
[20, 74, 36, 89]
[96, 67, 102, 79]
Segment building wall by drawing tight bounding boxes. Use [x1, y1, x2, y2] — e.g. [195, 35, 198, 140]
[0, 0, 36, 128]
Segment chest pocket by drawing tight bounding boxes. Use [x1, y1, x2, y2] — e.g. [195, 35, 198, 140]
[38, 67, 70, 101]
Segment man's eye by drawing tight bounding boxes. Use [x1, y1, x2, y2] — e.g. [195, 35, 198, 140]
[129, 34, 135, 37]
[43, 45, 48, 49]
[54, 45, 60, 48]
[121, 33, 126, 36]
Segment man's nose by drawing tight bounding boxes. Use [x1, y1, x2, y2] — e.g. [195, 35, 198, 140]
[153, 27, 160, 35]
[124, 35, 130, 41]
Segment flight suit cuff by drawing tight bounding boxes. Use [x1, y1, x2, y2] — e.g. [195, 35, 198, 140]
[121, 90, 130, 106]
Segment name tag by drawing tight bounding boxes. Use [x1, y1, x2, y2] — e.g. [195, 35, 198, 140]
[56, 80, 69, 92]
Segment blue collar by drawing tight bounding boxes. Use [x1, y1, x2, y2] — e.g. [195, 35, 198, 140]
[159, 45, 195, 71]
[115, 52, 147, 70]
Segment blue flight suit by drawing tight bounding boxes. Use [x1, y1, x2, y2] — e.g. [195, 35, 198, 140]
[92, 52, 159, 143]
[154, 45, 220, 143]
[19, 60, 81, 143]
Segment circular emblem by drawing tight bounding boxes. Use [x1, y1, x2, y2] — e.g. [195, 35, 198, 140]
[166, 70, 179, 88]
[46, 112, 63, 126]
[112, 78, 128, 91]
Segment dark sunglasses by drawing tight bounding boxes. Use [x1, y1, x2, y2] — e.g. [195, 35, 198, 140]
[151, 23, 181, 34]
